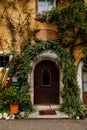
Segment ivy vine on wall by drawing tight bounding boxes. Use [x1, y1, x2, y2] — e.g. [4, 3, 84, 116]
[8, 39, 87, 118]
[83, 49, 87, 63]
[36, 0, 87, 57]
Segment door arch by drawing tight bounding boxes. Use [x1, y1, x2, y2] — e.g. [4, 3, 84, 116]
[34, 60, 59, 105]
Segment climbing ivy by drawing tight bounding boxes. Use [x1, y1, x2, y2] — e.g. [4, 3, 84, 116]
[83, 49, 87, 63]
[36, 1, 87, 57]
[8, 39, 87, 118]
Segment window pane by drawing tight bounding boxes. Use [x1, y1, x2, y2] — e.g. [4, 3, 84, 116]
[42, 69, 51, 85]
[83, 64, 87, 92]
[0, 55, 9, 67]
[39, 0, 45, 2]
[83, 82, 87, 91]
[38, 0, 55, 13]
[83, 72, 87, 82]
[5, 56, 9, 62]
[4, 61, 8, 67]
[1, 62, 4, 67]
[38, 0, 45, 13]
[0, 56, 4, 61]
[47, 0, 54, 10]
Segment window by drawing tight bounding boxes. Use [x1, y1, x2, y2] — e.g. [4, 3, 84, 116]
[38, 0, 56, 13]
[83, 64, 87, 92]
[0, 55, 9, 67]
[42, 69, 51, 86]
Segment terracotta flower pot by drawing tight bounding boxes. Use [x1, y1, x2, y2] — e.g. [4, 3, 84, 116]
[10, 104, 19, 114]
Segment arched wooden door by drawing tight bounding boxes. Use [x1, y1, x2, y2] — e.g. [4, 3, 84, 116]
[34, 60, 59, 105]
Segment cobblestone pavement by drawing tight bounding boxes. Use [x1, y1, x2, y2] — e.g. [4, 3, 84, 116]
[0, 119, 87, 130]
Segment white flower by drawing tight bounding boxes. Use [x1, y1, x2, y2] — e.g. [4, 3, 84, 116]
[3, 112, 8, 118]
[19, 111, 25, 118]
[0, 113, 2, 119]
[10, 114, 15, 120]
[76, 116, 80, 120]
[6, 116, 10, 120]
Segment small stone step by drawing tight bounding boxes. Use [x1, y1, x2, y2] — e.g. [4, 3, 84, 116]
[29, 111, 68, 119]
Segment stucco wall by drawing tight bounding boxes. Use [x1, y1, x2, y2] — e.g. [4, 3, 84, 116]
[0, 0, 86, 80]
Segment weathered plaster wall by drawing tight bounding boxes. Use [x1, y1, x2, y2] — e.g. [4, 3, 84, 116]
[0, 0, 57, 51]
[0, 0, 86, 81]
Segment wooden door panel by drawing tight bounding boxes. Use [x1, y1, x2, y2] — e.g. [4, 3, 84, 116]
[34, 60, 59, 105]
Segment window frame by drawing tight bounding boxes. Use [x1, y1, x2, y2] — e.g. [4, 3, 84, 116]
[0, 52, 12, 71]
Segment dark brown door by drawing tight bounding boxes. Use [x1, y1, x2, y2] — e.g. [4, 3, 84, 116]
[34, 60, 59, 105]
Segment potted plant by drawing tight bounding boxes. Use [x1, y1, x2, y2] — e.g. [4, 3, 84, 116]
[10, 104, 19, 114]
[2, 86, 19, 114]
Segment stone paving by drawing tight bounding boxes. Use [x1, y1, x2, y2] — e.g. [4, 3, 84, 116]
[0, 119, 87, 130]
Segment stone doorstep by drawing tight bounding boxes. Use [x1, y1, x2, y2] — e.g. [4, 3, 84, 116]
[29, 105, 69, 119]
[29, 111, 69, 119]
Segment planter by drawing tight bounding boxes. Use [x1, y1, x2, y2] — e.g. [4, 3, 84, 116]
[10, 104, 19, 114]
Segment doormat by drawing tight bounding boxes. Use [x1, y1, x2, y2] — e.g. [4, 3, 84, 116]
[39, 110, 56, 115]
